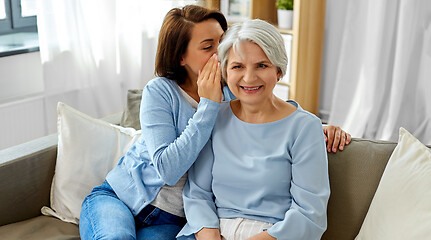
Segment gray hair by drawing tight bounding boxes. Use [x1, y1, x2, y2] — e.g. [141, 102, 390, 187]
[218, 19, 288, 81]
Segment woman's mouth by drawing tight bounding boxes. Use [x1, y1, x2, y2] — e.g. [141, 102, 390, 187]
[240, 86, 263, 94]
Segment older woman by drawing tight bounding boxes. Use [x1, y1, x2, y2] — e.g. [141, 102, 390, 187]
[178, 19, 330, 240]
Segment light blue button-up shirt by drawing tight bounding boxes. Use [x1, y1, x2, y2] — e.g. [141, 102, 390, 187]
[178, 101, 330, 240]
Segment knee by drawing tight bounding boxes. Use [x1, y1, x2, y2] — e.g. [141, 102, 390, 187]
[97, 232, 136, 240]
[80, 220, 136, 240]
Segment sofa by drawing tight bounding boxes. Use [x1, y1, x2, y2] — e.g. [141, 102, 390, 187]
[0, 102, 423, 239]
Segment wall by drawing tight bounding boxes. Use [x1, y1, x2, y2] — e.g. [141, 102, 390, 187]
[0, 1, 349, 149]
[0, 52, 46, 150]
[0, 52, 44, 102]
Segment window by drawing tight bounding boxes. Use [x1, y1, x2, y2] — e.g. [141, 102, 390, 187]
[0, 0, 37, 34]
[0, 0, 7, 19]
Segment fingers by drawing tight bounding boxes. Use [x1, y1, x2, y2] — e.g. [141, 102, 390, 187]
[198, 54, 216, 82]
[331, 127, 342, 153]
[325, 126, 335, 153]
[346, 132, 351, 145]
[197, 53, 222, 103]
[323, 125, 352, 152]
[339, 131, 346, 151]
[323, 128, 328, 142]
[215, 61, 221, 84]
[208, 55, 219, 84]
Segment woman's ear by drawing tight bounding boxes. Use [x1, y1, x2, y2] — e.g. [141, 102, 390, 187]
[277, 68, 282, 81]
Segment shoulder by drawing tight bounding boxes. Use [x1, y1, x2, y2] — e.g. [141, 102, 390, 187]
[218, 101, 232, 118]
[143, 77, 181, 103]
[213, 101, 233, 127]
[288, 100, 321, 125]
[145, 77, 178, 92]
[220, 101, 231, 111]
[286, 101, 323, 138]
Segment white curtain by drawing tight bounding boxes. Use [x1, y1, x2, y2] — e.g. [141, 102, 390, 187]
[326, 0, 431, 144]
[37, 0, 202, 133]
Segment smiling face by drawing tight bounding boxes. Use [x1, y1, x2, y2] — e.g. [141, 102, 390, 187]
[226, 41, 281, 106]
[181, 18, 224, 84]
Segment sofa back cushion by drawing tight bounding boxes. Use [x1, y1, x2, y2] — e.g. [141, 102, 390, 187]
[322, 138, 397, 240]
[120, 89, 143, 130]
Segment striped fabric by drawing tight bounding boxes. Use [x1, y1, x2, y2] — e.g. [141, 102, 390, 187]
[220, 218, 273, 240]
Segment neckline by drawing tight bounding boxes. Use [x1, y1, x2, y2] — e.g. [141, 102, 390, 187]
[176, 84, 199, 109]
[227, 100, 299, 126]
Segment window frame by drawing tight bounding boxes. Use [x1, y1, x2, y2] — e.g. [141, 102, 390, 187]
[0, 0, 37, 34]
[0, 0, 12, 33]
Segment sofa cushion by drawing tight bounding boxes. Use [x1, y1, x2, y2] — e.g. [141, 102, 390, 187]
[0, 216, 79, 240]
[42, 102, 141, 224]
[355, 128, 431, 239]
[120, 89, 143, 130]
[322, 138, 397, 240]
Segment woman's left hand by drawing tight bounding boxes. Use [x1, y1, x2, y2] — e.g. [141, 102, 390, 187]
[323, 125, 351, 153]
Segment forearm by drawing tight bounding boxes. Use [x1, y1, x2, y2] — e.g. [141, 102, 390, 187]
[142, 95, 220, 185]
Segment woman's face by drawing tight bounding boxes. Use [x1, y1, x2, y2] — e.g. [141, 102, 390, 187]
[226, 41, 281, 106]
[181, 19, 224, 83]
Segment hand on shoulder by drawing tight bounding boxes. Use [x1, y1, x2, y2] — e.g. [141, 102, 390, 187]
[323, 125, 351, 152]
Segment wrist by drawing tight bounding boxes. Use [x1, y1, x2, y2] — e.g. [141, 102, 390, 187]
[195, 227, 221, 240]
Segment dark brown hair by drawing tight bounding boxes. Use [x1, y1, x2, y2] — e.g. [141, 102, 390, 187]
[155, 5, 227, 84]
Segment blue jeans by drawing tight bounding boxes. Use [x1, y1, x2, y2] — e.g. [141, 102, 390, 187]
[79, 180, 186, 240]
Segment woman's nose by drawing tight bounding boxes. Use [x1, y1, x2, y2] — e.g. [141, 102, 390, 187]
[242, 69, 256, 83]
[213, 42, 220, 56]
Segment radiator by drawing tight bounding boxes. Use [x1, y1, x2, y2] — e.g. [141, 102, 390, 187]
[0, 95, 47, 150]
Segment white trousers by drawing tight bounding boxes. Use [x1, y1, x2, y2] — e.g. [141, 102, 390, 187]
[219, 218, 273, 240]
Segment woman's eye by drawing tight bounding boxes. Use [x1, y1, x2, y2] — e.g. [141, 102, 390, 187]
[203, 46, 212, 50]
[258, 63, 268, 68]
[231, 65, 242, 69]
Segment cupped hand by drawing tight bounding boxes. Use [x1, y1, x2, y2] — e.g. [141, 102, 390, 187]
[197, 53, 222, 103]
[323, 125, 351, 152]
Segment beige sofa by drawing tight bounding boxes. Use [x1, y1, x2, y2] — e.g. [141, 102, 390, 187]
[0, 110, 404, 240]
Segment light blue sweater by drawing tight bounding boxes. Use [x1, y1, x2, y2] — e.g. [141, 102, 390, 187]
[178, 101, 330, 240]
[106, 77, 234, 216]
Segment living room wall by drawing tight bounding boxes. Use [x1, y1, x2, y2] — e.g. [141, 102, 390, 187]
[0, 52, 46, 149]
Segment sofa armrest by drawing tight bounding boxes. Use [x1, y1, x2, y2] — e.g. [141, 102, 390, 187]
[0, 134, 58, 226]
[0, 111, 123, 226]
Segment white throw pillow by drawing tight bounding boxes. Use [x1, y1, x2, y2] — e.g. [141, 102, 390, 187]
[355, 127, 431, 239]
[41, 102, 141, 224]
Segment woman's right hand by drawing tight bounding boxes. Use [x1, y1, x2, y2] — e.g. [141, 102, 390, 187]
[197, 53, 222, 103]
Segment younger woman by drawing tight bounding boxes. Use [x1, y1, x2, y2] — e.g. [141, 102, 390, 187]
[79, 5, 229, 239]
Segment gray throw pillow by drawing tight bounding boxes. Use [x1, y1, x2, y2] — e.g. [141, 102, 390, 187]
[120, 89, 143, 130]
